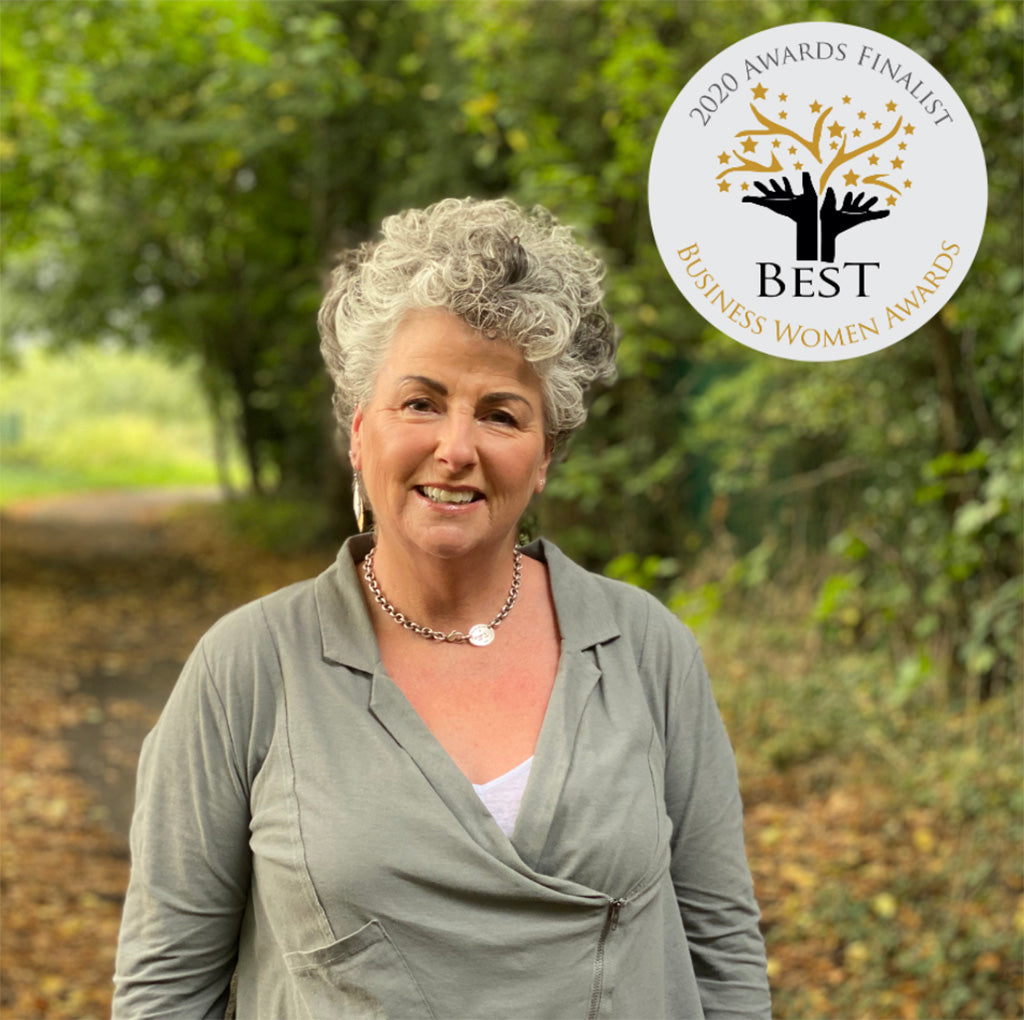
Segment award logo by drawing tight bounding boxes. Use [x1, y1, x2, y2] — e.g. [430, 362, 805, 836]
[649, 22, 987, 361]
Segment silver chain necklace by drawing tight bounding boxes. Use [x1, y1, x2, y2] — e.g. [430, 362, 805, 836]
[362, 546, 523, 648]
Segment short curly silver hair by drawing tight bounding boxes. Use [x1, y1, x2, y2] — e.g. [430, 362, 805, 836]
[317, 196, 618, 454]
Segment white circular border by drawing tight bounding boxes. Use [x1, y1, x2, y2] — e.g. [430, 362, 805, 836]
[649, 22, 987, 361]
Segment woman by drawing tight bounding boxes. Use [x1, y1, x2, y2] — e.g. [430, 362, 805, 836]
[113, 197, 771, 1019]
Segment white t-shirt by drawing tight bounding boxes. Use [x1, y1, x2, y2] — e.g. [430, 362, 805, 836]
[472, 757, 534, 836]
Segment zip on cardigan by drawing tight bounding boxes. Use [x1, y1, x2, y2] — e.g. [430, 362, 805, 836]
[586, 897, 625, 1020]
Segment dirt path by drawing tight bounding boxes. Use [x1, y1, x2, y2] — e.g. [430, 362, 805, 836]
[1, 488, 330, 1018]
[4, 488, 224, 837]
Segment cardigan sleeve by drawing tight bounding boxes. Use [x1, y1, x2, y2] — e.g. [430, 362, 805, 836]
[647, 603, 772, 1020]
[112, 634, 253, 1019]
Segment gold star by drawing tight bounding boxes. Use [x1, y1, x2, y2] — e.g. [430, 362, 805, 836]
[868, 154, 879, 165]
[788, 145, 797, 154]
[886, 100, 897, 112]
[842, 95, 852, 104]
[904, 123, 915, 135]
[779, 92, 788, 102]
[718, 151, 730, 165]
[903, 179, 912, 188]
[741, 182, 750, 191]
[742, 137, 757, 153]
[751, 83, 768, 100]
[873, 120, 882, 130]
[779, 110, 788, 120]
[898, 141, 907, 150]
[772, 139, 781, 148]
[852, 128, 862, 138]
[830, 140, 839, 150]
[718, 180, 730, 192]
[886, 195, 897, 206]
[828, 120, 845, 137]
[810, 100, 822, 113]
[794, 161, 803, 170]
[858, 110, 866, 119]
[891, 156, 904, 169]
[843, 170, 859, 186]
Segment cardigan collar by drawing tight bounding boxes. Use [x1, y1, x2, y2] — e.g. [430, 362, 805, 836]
[314, 533, 621, 672]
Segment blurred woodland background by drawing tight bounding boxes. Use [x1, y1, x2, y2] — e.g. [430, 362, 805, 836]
[1, 1, 1021, 1017]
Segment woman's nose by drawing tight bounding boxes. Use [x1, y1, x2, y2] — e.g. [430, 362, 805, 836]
[434, 411, 477, 471]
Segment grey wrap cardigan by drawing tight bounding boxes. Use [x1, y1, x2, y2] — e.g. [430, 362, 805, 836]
[113, 536, 771, 1019]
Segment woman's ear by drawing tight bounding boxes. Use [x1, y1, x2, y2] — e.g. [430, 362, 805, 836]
[535, 443, 552, 493]
[349, 407, 364, 472]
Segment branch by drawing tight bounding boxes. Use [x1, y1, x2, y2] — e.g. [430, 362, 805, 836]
[819, 117, 903, 192]
[716, 151, 784, 178]
[767, 457, 870, 496]
[862, 173, 901, 196]
[959, 326, 1000, 441]
[736, 103, 830, 161]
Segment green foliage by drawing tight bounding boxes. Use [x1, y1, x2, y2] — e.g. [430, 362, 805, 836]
[218, 494, 335, 554]
[1, 0, 489, 497]
[672, 0, 1024, 698]
[0, 346, 238, 502]
[809, 429, 1024, 699]
[605, 551, 681, 590]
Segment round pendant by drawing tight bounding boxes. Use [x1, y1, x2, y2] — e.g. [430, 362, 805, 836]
[468, 624, 495, 648]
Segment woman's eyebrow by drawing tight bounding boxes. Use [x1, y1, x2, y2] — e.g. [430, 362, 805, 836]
[483, 391, 534, 410]
[400, 376, 534, 410]
[400, 374, 447, 394]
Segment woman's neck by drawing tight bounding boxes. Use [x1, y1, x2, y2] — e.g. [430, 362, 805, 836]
[365, 536, 521, 633]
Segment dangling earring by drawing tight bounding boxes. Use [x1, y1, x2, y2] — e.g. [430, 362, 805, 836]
[352, 474, 366, 532]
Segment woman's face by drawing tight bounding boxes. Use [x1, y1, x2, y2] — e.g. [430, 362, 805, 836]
[350, 307, 550, 563]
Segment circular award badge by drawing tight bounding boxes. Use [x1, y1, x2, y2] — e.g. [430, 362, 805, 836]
[648, 22, 987, 361]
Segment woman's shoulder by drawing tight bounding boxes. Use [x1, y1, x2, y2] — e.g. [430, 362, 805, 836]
[195, 541, 377, 677]
[194, 574, 324, 677]
[534, 538, 699, 655]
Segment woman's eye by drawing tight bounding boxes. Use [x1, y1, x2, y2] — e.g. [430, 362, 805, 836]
[485, 409, 519, 427]
[403, 398, 436, 413]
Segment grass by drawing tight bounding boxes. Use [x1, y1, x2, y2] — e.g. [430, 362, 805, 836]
[0, 345, 242, 505]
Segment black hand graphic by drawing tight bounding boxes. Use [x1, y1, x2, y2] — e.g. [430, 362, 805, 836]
[742, 171, 818, 260]
[819, 187, 891, 262]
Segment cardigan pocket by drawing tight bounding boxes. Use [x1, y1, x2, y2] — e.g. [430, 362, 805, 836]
[284, 919, 435, 1020]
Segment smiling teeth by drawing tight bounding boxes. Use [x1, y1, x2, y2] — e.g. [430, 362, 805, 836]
[422, 486, 476, 504]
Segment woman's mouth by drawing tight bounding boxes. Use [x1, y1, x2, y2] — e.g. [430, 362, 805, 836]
[417, 485, 483, 505]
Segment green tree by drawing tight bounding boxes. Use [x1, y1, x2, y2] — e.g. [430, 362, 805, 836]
[3, 0, 1019, 695]
[434, 0, 1022, 696]
[687, 1, 1022, 699]
[1, 0, 491, 499]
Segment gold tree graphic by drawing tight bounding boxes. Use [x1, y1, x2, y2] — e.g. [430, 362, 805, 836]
[716, 84, 914, 261]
